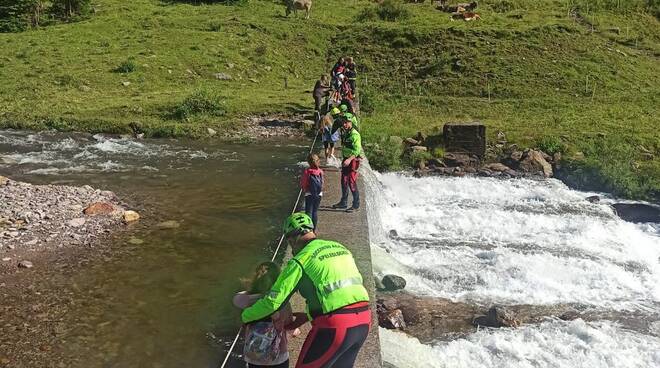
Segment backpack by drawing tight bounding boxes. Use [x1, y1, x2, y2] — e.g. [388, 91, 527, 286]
[244, 321, 283, 364]
[308, 170, 323, 197]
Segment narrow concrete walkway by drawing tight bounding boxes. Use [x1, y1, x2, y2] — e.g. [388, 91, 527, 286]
[284, 161, 382, 367]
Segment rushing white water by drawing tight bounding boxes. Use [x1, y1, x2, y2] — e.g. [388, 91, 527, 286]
[365, 172, 660, 310]
[0, 130, 238, 175]
[362, 167, 660, 368]
[380, 320, 660, 368]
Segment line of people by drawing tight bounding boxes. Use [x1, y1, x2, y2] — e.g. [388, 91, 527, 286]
[312, 56, 358, 115]
[232, 61, 369, 368]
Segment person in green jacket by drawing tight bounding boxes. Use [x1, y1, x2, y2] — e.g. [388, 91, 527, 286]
[332, 117, 362, 212]
[241, 213, 372, 368]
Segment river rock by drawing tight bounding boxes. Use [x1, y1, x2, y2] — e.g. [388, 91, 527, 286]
[586, 195, 600, 203]
[0, 176, 8, 186]
[84, 202, 116, 216]
[405, 138, 420, 146]
[122, 210, 140, 223]
[207, 128, 217, 136]
[443, 152, 478, 168]
[484, 163, 511, 172]
[519, 150, 553, 178]
[68, 218, 86, 227]
[473, 306, 520, 328]
[18, 260, 33, 269]
[612, 203, 660, 223]
[128, 237, 144, 245]
[379, 309, 407, 330]
[382, 275, 406, 291]
[410, 146, 427, 153]
[157, 220, 180, 230]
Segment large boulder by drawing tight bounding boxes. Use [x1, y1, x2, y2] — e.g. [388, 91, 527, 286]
[519, 150, 553, 177]
[443, 122, 486, 158]
[612, 203, 660, 223]
[0, 176, 8, 186]
[381, 275, 407, 291]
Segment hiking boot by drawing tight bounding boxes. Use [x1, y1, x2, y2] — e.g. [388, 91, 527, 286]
[332, 203, 348, 209]
[345, 206, 360, 213]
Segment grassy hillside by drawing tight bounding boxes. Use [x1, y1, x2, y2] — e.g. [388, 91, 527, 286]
[0, 0, 658, 199]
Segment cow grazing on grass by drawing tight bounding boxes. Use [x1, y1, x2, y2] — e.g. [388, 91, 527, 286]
[285, 0, 312, 19]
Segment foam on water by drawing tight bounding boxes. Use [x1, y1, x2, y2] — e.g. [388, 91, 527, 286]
[365, 172, 660, 310]
[380, 319, 660, 368]
[0, 130, 234, 175]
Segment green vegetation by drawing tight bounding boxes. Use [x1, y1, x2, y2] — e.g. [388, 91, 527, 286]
[0, 0, 658, 199]
[172, 88, 225, 121]
[0, 0, 91, 31]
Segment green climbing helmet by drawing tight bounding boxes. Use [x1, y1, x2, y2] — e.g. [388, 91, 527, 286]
[283, 212, 314, 237]
[339, 104, 348, 112]
[331, 107, 340, 116]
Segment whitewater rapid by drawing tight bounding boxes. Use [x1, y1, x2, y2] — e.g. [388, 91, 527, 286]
[0, 130, 236, 175]
[363, 169, 660, 367]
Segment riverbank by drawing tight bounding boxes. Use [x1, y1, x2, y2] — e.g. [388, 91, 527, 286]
[0, 176, 138, 274]
[2, 1, 657, 200]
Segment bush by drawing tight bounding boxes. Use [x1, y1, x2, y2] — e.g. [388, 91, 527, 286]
[208, 21, 222, 32]
[357, 0, 411, 22]
[537, 136, 566, 156]
[407, 149, 432, 168]
[366, 136, 404, 171]
[113, 59, 136, 73]
[173, 89, 225, 120]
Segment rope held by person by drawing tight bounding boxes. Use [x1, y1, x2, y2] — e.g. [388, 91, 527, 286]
[219, 130, 320, 368]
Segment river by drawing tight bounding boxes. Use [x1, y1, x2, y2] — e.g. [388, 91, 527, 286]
[364, 171, 660, 367]
[0, 130, 306, 367]
[3, 129, 660, 367]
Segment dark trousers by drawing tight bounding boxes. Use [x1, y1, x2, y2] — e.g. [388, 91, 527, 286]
[305, 195, 321, 229]
[339, 162, 360, 209]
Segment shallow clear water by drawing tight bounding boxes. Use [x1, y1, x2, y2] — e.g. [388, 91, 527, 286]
[363, 171, 660, 367]
[1, 130, 307, 367]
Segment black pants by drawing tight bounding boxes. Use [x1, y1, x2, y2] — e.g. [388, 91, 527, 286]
[248, 359, 289, 368]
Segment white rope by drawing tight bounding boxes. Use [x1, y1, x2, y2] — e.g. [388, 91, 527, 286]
[219, 130, 320, 368]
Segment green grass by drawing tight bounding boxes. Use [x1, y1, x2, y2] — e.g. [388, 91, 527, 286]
[0, 0, 658, 199]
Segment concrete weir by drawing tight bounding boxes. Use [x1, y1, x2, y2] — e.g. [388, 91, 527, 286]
[284, 162, 382, 367]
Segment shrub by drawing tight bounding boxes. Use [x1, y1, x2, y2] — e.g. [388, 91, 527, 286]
[173, 89, 225, 120]
[113, 59, 136, 73]
[537, 136, 566, 156]
[357, 0, 411, 22]
[407, 149, 432, 168]
[208, 21, 222, 32]
[366, 136, 404, 171]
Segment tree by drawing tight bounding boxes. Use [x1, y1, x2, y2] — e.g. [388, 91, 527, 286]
[50, 0, 91, 20]
[0, 0, 45, 31]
